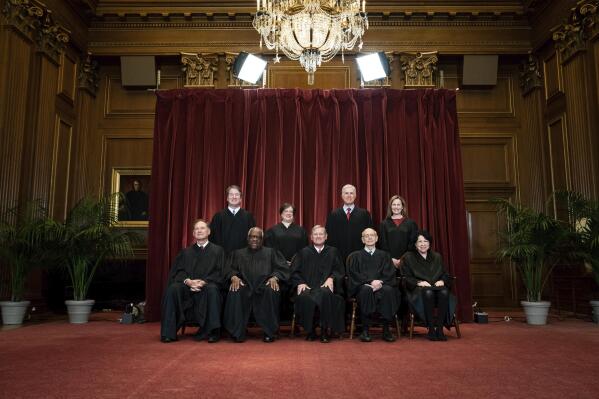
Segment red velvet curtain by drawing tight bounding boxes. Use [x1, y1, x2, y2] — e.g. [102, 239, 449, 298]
[146, 88, 472, 322]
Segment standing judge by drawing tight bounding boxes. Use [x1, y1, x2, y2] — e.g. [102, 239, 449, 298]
[325, 184, 374, 263]
[209, 185, 256, 255]
[347, 228, 399, 342]
[290, 225, 345, 343]
[160, 219, 225, 343]
[223, 227, 290, 343]
[379, 195, 418, 268]
[264, 203, 308, 264]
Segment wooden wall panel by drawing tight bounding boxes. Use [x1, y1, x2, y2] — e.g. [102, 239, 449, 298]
[50, 118, 73, 220]
[461, 136, 514, 185]
[445, 75, 515, 117]
[102, 135, 153, 193]
[466, 200, 514, 307]
[543, 51, 563, 101]
[268, 62, 354, 89]
[58, 52, 77, 104]
[104, 75, 180, 118]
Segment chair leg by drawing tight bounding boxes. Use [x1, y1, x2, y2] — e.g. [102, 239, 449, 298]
[290, 313, 296, 338]
[453, 314, 462, 338]
[409, 313, 414, 339]
[349, 302, 357, 340]
[180, 325, 186, 336]
[394, 315, 401, 339]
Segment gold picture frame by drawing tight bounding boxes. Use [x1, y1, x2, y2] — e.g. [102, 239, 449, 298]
[111, 167, 151, 227]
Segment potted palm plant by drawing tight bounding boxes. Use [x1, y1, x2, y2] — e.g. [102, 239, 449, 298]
[49, 195, 137, 324]
[494, 198, 568, 325]
[557, 191, 599, 322]
[0, 202, 52, 325]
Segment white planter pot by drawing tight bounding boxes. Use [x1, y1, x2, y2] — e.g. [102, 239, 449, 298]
[65, 299, 95, 324]
[521, 300, 551, 325]
[0, 300, 30, 325]
[590, 300, 599, 324]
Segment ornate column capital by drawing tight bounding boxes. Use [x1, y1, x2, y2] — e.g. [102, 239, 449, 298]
[181, 52, 219, 87]
[77, 52, 99, 96]
[399, 51, 439, 88]
[2, 0, 70, 63]
[552, 0, 598, 63]
[519, 53, 543, 96]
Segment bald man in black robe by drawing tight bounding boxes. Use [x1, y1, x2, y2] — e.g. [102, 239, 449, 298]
[347, 228, 399, 342]
[290, 225, 345, 343]
[160, 219, 225, 343]
[223, 227, 290, 342]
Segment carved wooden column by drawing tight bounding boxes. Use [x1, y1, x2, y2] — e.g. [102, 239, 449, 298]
[181, 52, 219, 87]
[23, 10, 69, 209]
[552, 0, 599, 198]
[0, 0, 40, 217]
[69, 52, 99, 206]
[517, 53, 550, 211]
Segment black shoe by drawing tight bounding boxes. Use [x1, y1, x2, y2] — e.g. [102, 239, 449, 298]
[382, 330, 396, 342]
[207, 334, 220, 343]
[320, 333, 330, 343]
[193, 331, 208, 341]
[233, 336, 246, 343]
[305, 331, 317, 341]
[263, 334, 275, 343]
[435, 326, 447, 341]
[426, 327, 438, 341]
[160, 337, 177, 343]
[359, 331, 372, 342]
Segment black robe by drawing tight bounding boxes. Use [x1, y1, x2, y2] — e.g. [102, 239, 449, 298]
[223, 246, 290, 339]
[209, 208, 256, 255]
[401, 251, 457, 326]
[290, 245, 345, 334]
[347, 249, 400, 322]
[160, 242, 225, 340]
[378, 217, 418, 259]
[325, 206, 373, 263]
[264, 223, 309, 262]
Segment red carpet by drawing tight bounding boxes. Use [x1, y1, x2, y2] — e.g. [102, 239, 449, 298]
[1, 317, 598, 398]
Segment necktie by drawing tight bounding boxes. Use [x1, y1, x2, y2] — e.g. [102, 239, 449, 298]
[346, 208, 351, 221]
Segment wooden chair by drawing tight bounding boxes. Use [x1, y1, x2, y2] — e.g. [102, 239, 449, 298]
[405, 275, 462, 339]
[346, 254, 401, 339]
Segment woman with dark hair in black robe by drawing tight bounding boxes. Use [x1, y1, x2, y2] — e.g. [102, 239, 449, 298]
[264, 202, 308, 264]
[401, 230, 456, 341]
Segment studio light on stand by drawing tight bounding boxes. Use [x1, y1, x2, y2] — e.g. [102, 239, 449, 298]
[356, 52, 390, 86]
[233, 52, 267, 85]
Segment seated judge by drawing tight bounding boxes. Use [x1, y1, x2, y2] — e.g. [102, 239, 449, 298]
[378, 195, 418, 268]
[290, 225, 345, 343]
[347, 228, 399, 342]
[209, 185, 256, 255]
[325, 184, 373, 263]
[160, 219, 225, 343]
[401, 230, 456, 341]
[264, 202, 308, 264]
[223, 227, 290, 343]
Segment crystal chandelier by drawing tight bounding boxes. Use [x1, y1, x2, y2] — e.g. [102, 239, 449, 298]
[253, 1, 369, 85]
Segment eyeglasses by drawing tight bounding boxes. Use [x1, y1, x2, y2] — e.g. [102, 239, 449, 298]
[362, 233, 377, 238]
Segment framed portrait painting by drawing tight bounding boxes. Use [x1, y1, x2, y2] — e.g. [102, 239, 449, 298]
[111, 167, 151, 227]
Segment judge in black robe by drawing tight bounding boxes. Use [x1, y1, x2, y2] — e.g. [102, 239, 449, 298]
[209, 185, 256, 255]
[264, 203, 308, 263]
[325, 184, 373, 263]
[378, 195, 418, 267]
[290, 225, 345, 342]
[223, 227, 290, 342]
[401, 230, 457, 341]
[347, 228, 399, 342]
[160, 220, 225, 343]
